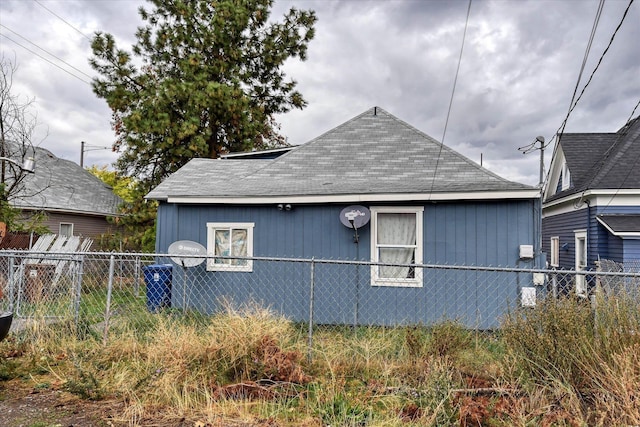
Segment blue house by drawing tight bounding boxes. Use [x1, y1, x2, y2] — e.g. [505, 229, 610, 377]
[147, 107, 540, 327]
[542, 116, 640, 296]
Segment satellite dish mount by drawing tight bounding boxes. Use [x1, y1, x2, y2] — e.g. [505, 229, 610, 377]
[340, 206, 371, 244]
[168, 240, 207, 311]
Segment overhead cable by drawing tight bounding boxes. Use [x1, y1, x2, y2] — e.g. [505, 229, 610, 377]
[428, 0, 472, 199]
[34, 0, 93, 42]
[552, 0, 635, 147]
[0, 24, 94, 81]
[0, 33, 91, 85]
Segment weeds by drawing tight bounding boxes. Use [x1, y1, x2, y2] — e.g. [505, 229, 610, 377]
[1, 294, 638, 426]
[501, 291, 640, 426]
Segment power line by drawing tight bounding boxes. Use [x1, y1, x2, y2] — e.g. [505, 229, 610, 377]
[594, 110, 640, 213]
[33, 0, 93, 42]
[0, 33, 91, 85]
[428, 0, 472, 198]
[540, 0, 636, 190]
[0, 24, 94, 80]
[559, 0, 605, 139]
[551, 0, 635, 149]
[626, 98, 640, 124]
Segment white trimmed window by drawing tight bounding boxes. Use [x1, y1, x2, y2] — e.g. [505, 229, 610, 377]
[206, 222, 254, 272]
[550, 236, 559, 267]
[59, 223, 74, 237]
[370, 207, 423, 287]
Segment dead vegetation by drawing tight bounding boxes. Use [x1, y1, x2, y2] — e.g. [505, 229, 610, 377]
[1, 294, 638, 426]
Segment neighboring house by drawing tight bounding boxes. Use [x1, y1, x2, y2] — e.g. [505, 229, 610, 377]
[5, 143, 122, 240]
[542, 116, 640, 295]
[147, 107, 540, 327]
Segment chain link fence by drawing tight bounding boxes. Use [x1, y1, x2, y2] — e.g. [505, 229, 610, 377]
[2, 251, 639, 339]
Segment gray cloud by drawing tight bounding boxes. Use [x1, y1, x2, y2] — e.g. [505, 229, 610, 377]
[1, 0, 638, 186]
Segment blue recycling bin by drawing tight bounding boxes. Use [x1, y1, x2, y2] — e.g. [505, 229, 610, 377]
[143, 264, 172, 312]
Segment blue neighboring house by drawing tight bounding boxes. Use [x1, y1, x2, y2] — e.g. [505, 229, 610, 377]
[146, 107, 540, 327]
[542, 116, 640, 296]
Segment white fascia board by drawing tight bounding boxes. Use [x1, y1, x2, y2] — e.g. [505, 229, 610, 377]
[543, 190, 640, 218]
[595, 216, 640, 238]
[592, 191, 640, 207]
[165, 190, 541, 205]
[543, 144, 564, 201]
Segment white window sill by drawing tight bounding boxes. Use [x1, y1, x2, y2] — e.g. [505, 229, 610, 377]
[371, 279, 422, 288]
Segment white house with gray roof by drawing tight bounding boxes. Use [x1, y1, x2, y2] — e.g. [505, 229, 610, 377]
[147, 107, 540, 327]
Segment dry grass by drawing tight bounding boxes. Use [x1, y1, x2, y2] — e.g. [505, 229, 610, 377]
[1, 294, 639, 426]
[501, 291, 640, 426]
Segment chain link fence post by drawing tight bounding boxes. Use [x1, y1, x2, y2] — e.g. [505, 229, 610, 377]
[103, 254, 115, 346]
[307, 257, 315, 363]
[7, 254, 15, 313]
[73, 254, 84, 328]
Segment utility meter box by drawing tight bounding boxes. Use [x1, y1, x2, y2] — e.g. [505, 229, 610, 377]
[519, 244, 534, 259]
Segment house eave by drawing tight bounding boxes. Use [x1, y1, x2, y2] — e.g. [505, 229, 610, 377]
[18, 206, 123, 218]
[595, 216, 640, 238]
[160, 189, 540, 205]
[542, 189, 640, 218]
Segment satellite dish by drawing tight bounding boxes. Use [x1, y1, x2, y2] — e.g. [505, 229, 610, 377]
[340, 205, 371, 229]
[340, 205, 370, 243]
[168, 240, 207, 268]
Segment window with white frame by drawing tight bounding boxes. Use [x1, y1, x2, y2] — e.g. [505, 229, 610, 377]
[561, 162, 571, 190]
[59, 223, 73, 237]
[370, 207, 423, 287]
[206, 222, 254, 272]
[550, 236, 559, 267]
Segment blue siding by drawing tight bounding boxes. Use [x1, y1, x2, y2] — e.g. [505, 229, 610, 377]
[542, 208, 587, 269]
[543, 204, 640, 269]
[156, 200, 536, 328]
[607, 235, 624, 262]
[623, 240, 640, 264]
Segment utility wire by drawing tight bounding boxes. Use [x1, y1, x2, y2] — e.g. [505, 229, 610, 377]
[596, 110, 640, 213]
[0, 33, 91, 85]
[558, 0, 605, 140]
[0, 24, 94, 80]
[33, 0, 93, 42]
[428, 0, 472, 198]
[550, 0, 635, 150]
[540, 0, 635, 190]
[626, 98, 640, 124]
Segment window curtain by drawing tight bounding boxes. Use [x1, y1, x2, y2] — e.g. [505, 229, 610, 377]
[377, 213, 416, 278]
[215, 228, 248, 266]
[231, 229, 248, 266]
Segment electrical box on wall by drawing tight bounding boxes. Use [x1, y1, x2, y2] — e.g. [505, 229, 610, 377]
[521, 287, 536, 307]
[533, 272, 546, 286]
[519, 244, 534, 259]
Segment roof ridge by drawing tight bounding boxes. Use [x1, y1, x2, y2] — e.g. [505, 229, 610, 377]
[380, 108, 524, 186]
[237, 107, 382, 179]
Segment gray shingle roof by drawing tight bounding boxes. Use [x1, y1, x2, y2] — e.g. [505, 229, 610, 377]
[8, 144, 122, 216]
[597, 214, 640, 233]
[550, 116, 640, 201]
[147, 107, 535, 201]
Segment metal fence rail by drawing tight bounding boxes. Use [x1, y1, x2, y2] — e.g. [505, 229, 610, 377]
[1, 251, 639, 338]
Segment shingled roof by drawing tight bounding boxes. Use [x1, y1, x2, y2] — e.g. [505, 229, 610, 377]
[147, 107, 537, 203]
[7, 144, 122, 216]
[548, 116, 640, 201]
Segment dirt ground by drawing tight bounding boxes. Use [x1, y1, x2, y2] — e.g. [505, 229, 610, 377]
[0, 378, 125, 427]
[0, 378, 275, 427]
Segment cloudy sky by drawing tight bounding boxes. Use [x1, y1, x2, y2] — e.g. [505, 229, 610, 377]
[1, 0, 638, 186]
